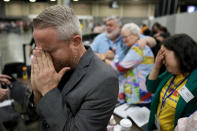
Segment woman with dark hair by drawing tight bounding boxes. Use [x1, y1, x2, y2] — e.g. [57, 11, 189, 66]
[151, 22, 162, 36]
[146, 34, 197, 131]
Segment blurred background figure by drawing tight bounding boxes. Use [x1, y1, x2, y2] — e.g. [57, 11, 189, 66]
[93, 23, 105, 34]
[91, 15, 128, 63]
[0, 74, 11, 102]
[154, 26, 170, 42]
[140, 24, 151, 36]
[151, 22, 162, 36]
[105, 23, 155, 106]
[0, 74, 11, 131]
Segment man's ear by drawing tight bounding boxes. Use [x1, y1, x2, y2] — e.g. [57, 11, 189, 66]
[72, 35, 82, 47]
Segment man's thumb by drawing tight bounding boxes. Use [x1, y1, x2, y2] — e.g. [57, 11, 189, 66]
[58, 67, 71, 77]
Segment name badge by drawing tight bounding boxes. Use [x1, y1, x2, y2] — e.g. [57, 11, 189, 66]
[178, 86, 194, 103]
[155, 114, 160, 130]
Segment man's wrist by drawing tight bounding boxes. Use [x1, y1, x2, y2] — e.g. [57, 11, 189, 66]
[40, 87, 55, 96]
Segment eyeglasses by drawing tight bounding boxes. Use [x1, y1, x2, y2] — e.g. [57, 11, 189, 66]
[122, 34, 132, 39]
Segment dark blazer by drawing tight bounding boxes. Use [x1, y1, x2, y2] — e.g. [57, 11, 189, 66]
[35, 48, 119, 131]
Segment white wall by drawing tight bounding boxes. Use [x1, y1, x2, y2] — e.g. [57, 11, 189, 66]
[175, 12, 197, 41]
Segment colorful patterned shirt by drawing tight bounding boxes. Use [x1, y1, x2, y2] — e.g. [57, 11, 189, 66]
[111, 43, 154, 104]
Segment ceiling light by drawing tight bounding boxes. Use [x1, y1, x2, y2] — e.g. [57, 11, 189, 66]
[50, 0, 56, 1]
[29, 0, 36, 2]
[109, 1, 119, 9]
[4, 0, 10, 2]
[73, 0, 79, 1]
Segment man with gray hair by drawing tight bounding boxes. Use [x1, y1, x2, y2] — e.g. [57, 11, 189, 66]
[105, 23, 155, 105]
[29, 5, 118, 131]
[91, 16, 128, 62]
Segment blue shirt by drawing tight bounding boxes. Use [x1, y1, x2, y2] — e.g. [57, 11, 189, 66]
[91, 33, 128, 61]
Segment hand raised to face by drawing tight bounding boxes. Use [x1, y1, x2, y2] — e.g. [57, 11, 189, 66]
[31, 47, 71, 97]
[154, 47, 165, 70]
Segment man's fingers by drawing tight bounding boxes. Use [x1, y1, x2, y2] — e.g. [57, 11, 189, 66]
[36, 49, 44, 70]
[0, 79, 11, 85]
[4, 79, 11, 85]
[0, 74, 12, 79]
[45, 52, 54, 69]
[32, 57, 39, 73]
[32, 49, 40, 73]
[41, 51, 48, 68]
[0, 88, 8, 94]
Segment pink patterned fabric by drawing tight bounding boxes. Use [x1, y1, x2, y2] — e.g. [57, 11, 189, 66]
[175, 111, 197, 131]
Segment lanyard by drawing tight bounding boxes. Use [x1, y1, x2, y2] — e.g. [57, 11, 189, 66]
[158, 74, 190, 116]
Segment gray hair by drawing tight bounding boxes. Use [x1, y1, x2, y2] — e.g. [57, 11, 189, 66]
[33, 5, 81, 40]
[121, 23, 140, 36]
[105, 15, 122, 27]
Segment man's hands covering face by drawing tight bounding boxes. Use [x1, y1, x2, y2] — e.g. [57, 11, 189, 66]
[31, 47, 70, 104]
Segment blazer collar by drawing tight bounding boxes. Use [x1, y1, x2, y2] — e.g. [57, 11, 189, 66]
[61, 47, 94, 96]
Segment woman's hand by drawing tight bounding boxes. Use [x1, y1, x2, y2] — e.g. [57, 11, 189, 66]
[148, 47, 165, 80]
[154, 47, 165, 70]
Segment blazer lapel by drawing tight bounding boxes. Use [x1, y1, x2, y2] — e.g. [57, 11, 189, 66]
[61, 68, 87, 96]
[61, 48, 94, 96]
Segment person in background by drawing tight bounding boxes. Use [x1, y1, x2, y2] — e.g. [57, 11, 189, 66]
[91, 16, 128, 62]
[29, 5, 119, 131]
[105, 23, 155, 105]
[146, 34, 197, 131]
[151, 22, 162, 36]
[140, 24, 151, 36]
[0, 74, 11, 131]
[154, 26, 170, 43]
[0, 74, 11, 102]
[93, 23, 105, 34]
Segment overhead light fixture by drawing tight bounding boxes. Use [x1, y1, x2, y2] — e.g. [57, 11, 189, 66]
[50, 0, 56, 1]
[109, 1, 119, 9]
[73, 0, 79, 1]
[29, 0, 36, 2]
[4, 0, 10, 2]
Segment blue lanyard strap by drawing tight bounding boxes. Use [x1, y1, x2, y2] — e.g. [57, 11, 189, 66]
[158, 73, 190, 116]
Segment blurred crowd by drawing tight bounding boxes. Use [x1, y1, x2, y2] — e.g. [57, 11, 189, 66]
[0, 20, 32, 34]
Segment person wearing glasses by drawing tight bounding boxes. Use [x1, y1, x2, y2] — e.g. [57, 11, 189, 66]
[146, 34, 197, 131]
[105, 23, 155, 105]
